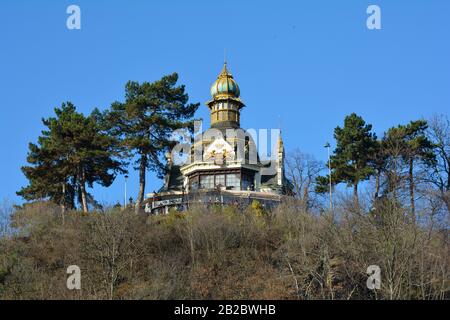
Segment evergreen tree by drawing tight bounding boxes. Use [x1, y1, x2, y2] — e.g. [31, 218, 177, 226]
[383, 120, 435, 215]
[18, 102, 125, 213]
[17, 138, 76, 211]
[403, 120, 435, 215]
[316, 113, 378, 207]
[370, 139, 388, 199]
[106, 73, 199, 212]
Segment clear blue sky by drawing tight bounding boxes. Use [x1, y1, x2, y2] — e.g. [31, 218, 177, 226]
[1, 0, 449, 205]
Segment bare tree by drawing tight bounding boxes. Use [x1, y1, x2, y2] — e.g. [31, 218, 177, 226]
[380, 128, 410, 205]
[285, 149, 324, 210]
[82, 209, 144, 299]
[0, 199, 13, 238]
[427, 115, 450, 213]
[1, 200, 448, 300]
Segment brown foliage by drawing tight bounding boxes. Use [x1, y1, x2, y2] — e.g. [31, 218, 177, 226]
[0, 199, 448, 300]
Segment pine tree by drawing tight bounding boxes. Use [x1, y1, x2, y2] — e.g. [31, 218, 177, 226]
[17, 138, 76, 212]
[404, 120, 435, 215]
[316, 113, 378, 207]
[370, 139, 388, 199]
[18, 102, 125, 213]
[383, 120, 435, 215]
[106, 73, 199, 213]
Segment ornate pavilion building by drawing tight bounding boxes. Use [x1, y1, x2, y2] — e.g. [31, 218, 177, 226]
[145, 63, 291, 214]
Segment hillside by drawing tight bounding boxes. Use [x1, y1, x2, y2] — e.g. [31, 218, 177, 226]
[0, 199, 447, 300]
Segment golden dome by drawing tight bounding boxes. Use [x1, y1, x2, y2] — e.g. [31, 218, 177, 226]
[210, 62, 240, 99]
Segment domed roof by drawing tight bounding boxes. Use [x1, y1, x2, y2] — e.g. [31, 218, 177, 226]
[210, 63, 240, 99]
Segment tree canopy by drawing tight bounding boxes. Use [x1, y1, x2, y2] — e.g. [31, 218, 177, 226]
[316, 113, 378, 206]
[18, 102, 125, 212]
[105, 73, 199, 212]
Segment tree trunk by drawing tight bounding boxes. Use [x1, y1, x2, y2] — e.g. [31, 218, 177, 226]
[409, 158, 415, 218]
[443, 192, 450, 213]
[80, 167, 89, 213]
[374, 170, 380, 199]
[353, 183, 359, 208]
[446, 165, 450, 192]
[135, 154, 147, 213]
[303, 181, 310, 210]
[445, 159, 450, 213]
[391, 159, 398, 199]
[61, 183, 66, 225]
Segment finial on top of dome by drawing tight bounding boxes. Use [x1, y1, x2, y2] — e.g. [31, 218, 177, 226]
[220, 61, 230, 77]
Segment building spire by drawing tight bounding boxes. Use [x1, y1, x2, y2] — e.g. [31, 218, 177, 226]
[278, 131, 284, 149]
[220, 60, 230, 77]
[208, 61, 244, 129]
[220, 49, 231, 76]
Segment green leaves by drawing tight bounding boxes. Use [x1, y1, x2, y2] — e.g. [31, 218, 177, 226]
[107, 73, 200, 176]
[316, 113, 440, 212]
[382, 120, 436, 180]
[18, 102, 126, 211]
[18, 72, 199, 212]
[316, 113, 378, 200]
[106, 73, 199, 210]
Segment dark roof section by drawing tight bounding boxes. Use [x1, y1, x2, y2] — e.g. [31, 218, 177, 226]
[261, 173, 277, 186]
[159, 165, 184, 192]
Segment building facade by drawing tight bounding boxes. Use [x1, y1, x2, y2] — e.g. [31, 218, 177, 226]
[145, 63, 291, 214]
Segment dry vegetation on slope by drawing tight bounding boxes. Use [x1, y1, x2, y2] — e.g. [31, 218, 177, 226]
[0, 197, 448, 300]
